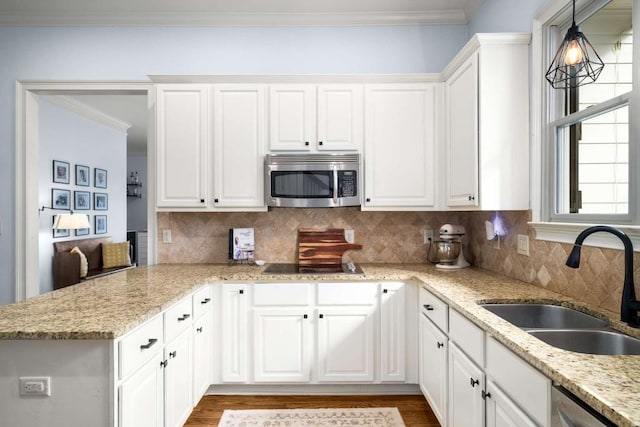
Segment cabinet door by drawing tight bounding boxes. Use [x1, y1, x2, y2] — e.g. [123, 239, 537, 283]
[419, 313, 447, 426]
[156, 84, 209, 208]
[269, 85, 316, 151]
[164, 329, 193, 427]
[448, 342, 484, 427]
[445, 53, 479, 207]
[253, 308, 311, 382]
[221, 284, 248, 383]
[485, 380, 537, 427]
[317, 85, 363, 151]
[120, 352, 164, 427]
[364, 84, 438, 208]
[316, 307, 375, 382]
[193, 312, 213, 405]
[212, 85, 266, 208]
[380, 283, 405, 382]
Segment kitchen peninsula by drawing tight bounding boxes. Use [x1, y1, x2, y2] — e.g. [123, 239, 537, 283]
[0, 264, 638, 427]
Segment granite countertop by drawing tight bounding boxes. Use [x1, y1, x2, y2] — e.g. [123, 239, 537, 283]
[0, 263, 638, 426]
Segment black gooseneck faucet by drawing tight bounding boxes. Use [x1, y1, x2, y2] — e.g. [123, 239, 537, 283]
[565, 225, 640, 327]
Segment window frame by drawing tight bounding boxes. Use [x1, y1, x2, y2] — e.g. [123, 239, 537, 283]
[531, 0, 640, 250]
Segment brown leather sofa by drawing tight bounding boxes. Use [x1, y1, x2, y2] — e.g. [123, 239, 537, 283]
[53, 237, 135, 290]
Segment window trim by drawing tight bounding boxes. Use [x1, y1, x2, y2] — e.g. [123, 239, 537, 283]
[531, 0, 640, 250]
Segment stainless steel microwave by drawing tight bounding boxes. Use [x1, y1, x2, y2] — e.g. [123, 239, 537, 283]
[265, 153, 361, 208]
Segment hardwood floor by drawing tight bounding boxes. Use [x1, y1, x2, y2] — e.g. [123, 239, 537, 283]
[185, 394, 440, 426]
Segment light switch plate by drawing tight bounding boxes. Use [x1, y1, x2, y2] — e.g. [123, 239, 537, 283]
[517, 234, 529, 256]
[344, 229, 355, 244]
[162, 229, 172, 244]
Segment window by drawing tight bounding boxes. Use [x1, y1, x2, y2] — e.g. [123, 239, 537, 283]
[544, 0, 636, 224]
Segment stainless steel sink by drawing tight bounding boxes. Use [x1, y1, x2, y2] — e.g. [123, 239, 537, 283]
[480, 303, 608, 330]
[528, 329, 640, 355]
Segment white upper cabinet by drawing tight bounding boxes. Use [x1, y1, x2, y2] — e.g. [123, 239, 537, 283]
[212, 85, 266, 208]
[156, 84, 209, 208]
[269, 84, 363, 152]
[363, 83, 440, 210]
[443, 33, 531, 210]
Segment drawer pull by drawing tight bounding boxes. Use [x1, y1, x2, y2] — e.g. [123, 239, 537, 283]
[319, 314, 324, 319]
[201, 298, 211, 304]
[482, 391, 492, 400]
[196, 327, 203, 333]
[470, 377, 479, 387]
[424, 304, 434, 311]
[169, 350, 177, 358]
[178, 314, 191, 321]
[140, 338, 158, 350]
[383, 289, 388, 294]
[437, 342, 444, 348]
[239, 289, 244, 295]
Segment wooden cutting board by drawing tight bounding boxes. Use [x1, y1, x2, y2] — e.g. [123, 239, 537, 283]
[298, 228, 362, 267]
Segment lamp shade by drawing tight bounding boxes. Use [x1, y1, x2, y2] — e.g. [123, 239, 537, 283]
[545, 2, 604, 89]
[52, 213, 90, 230]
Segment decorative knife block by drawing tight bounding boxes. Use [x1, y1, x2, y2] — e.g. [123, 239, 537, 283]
[298, 228, 362, 267]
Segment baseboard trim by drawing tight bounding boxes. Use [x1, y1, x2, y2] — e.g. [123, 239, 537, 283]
[205, 383, 421, 395]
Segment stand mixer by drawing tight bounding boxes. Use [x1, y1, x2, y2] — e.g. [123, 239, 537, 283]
[429, 224, 471, 270]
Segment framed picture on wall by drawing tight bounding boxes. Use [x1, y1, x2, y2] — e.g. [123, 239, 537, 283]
[95, 215, 107, 234]
[53, 160, 70, 184]
[75, 215, 91, 236]
[94, 193, 108, 210]
[52, 188, 71, 210]
[52, 217, 70, 238]
[94, 168, 107, 189]
[74, 191, 90, 210]
[76, 165, 90, 186]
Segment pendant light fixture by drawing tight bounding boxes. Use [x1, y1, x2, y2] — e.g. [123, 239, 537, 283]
[545, 0, 604, 89]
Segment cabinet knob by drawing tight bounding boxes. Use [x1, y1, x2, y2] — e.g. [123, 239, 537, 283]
[482, 391, 492, 400]
[318, 141, 323, 146]
[178, 314, 191, 321]
[169, 350, 177, 358]
[200, 199, 205, 203]
[303, 314, 308, 319]
[424, 304, 434, 311]
[470, 377, 479, 387]
[140, 338, 158, 350]
[201, 298, 211, 304]
[239, 289, 244, 295]
[437, 342, 444, 348]
[214, 198, 219, 203]
[160, 359, 168, 368]
[305, 141, 310, 146]
[383, 289, 388, 294]
[366, 198, 371, 202]
[468, 195, 475, 201]
[319, 314, 324, 319]
[197, 326, 203, 333]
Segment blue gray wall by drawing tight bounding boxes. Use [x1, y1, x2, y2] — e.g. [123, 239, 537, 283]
[0, 0, 553, 305]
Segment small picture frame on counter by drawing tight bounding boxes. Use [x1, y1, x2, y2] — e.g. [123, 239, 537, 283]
[228, 228, 255, 262]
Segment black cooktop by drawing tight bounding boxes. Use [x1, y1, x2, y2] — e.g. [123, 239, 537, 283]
[262, 262, 364, 275]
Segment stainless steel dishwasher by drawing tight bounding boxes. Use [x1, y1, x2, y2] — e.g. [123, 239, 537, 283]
[551, 386, 615, 426]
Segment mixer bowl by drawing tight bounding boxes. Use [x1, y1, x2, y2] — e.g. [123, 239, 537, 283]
[434, 241, 460, 264]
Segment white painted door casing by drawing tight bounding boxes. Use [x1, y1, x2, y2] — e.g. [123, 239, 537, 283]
[212, 85, 266, 208]
[156, 84, 209, 208]
[363, 83, 439, 209]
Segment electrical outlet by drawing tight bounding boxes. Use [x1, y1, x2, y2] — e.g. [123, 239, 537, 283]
[517, 234, 530, 256]
[424, 229, 434, 244]
[492, 236, 500, 250]
[344, 229, 355, 243]
[19, 377, 50, 396]
[162, 229, 172, 244]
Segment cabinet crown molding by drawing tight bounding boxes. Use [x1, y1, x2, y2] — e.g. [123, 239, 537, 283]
[148, 74, 441, 84]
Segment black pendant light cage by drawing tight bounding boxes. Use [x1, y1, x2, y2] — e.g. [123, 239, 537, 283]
[545, 1, 605, 89]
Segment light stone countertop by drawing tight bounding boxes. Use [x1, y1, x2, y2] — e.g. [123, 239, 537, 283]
[0, 263, 638, 426]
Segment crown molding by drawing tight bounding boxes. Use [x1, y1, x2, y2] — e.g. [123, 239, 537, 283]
[148, 73, 441, 84]
[0, 10, 468, 27]
[41, 95, 132, 133]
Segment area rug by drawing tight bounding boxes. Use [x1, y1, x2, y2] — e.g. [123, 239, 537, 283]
[217, 407, 406, 426]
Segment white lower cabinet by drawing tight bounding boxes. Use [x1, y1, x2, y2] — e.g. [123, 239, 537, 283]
[485, 380, 537, 427]
[221, 283, 248, 383]
[448, 342, 484, 427]
[316, 306, 375, 382]
[164, 327, 194, 427]
[253, 308, 312, 382]
[120, 352, 164, 427]
[193, 310, 213, 403]
[419, 312, 448, 426]
[380, 282, 406, 382]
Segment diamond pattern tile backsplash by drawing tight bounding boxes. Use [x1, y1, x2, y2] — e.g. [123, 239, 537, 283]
[157, 209, 635, 315]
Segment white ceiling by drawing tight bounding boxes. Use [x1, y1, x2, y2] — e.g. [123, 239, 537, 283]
[0, 0, 486, 26]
